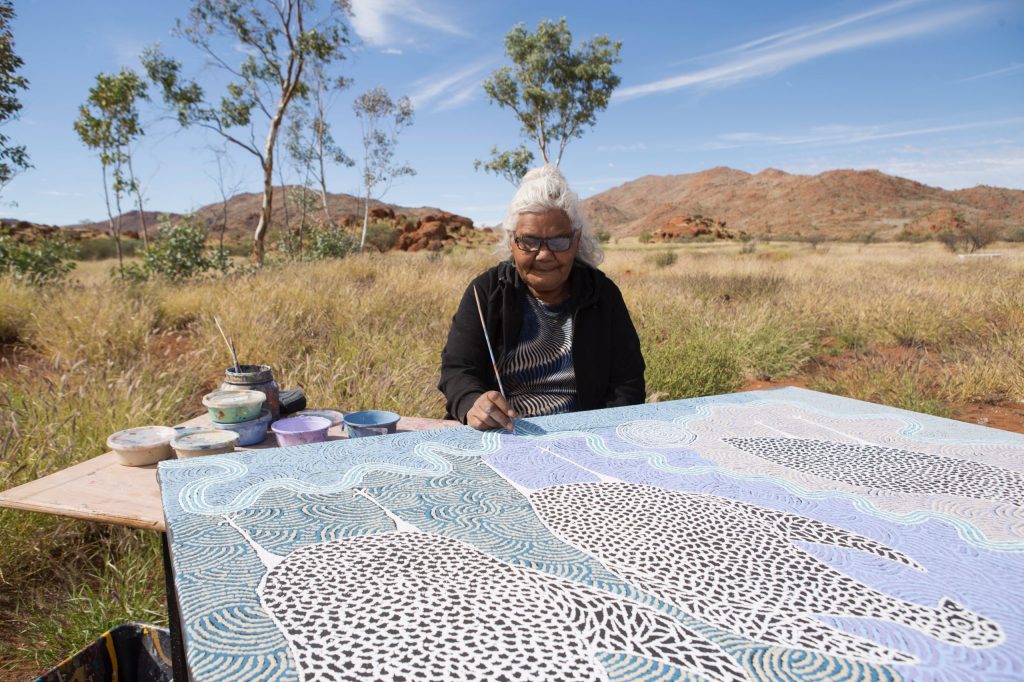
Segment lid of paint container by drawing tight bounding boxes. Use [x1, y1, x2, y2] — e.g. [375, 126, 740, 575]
[202, 389, 266, 409]
[294, 409, 344, 427]
[107, 425, 178, 452]
[271, 415, 332, 435]
[171, 429, 240, 451]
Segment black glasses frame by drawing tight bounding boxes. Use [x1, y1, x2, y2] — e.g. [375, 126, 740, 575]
[512, 233, 577, 253]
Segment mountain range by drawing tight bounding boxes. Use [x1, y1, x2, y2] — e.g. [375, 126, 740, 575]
[5, 167, 1022, 242]
[580, 167, 1024, 238]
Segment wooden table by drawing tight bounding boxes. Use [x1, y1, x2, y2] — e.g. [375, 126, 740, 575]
[0, 413, 459, 532]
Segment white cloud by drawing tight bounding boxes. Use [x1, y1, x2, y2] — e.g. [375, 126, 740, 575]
[615, 0, 988, 99]
[410, 60, 492, 112]
[382, 48, 404, 55]
[704, 117, 1024, 149]
[957, 63, 1024, 83]
[350, 0, 466, 47]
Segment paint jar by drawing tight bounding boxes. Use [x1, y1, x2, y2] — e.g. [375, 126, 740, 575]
[343, 410, 401, 438]
[107, 425, 178, 466]
[212, 409, 273, 446]
[221, 364, 280, 419]
[271, 415, 332, 447]
[202, 389, 266, 424]
[171, 429, 240, 459]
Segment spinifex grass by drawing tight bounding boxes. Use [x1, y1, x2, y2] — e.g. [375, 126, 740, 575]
[1, 240, 1023, 672]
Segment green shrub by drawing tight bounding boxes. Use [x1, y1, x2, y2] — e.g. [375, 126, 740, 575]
[1003, 227, 1024, 243]
[307, 227, 357, 260]
[595, 228, 611, 243]
[638, 231, 653, 244]
[131, 216, 228, 282]
[652, 250, 677, 268]
[72, 236, 143, 261]
[0, 232, 77, 285]
[644, 329, 743, 399]
[364, 222, 400, 251]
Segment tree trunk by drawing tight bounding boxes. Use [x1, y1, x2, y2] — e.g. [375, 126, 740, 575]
[127, 155, 148, 248]
[360, 188, 370, 252]
[100, 165, 123, 275]
[252, 160, 274, 264]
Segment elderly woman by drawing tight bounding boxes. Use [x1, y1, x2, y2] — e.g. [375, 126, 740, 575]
[439, 165, 645, 430]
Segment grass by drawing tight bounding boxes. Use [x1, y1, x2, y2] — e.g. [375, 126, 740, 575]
[1, 240, 1023, 673]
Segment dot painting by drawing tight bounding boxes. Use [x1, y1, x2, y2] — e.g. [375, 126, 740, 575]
[158, 387, 1024, 681]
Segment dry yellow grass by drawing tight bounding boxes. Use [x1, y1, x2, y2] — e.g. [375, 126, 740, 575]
[1, 240, 1023, 671]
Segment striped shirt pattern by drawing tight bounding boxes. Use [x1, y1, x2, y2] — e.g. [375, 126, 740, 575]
[499, 295, 578, 417]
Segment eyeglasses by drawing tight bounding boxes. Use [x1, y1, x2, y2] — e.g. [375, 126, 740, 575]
[513, 233, 577, 253]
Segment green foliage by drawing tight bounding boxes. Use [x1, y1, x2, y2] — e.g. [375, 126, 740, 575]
[595, 228, 612, 244]
[364, 222, 401, 252]
[1006, 227, 1024, 243]
[652, 250, 677, 268]
[638, 231, 653, 244]
[130, 216, 229, 281]
[73, 236, 143, 261]
[0, 0, 29, 192]
[644, 329, 744, 399]
[306, 225, 357, 260]
[0, 232, 76, 285]
[353, 87, 415, 250]
[142, 0, 353, 263]
[473, 144, 534, 186]
[479, 18, 622, 176]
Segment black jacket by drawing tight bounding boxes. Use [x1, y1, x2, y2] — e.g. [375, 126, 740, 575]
[439, 260, 646, 423]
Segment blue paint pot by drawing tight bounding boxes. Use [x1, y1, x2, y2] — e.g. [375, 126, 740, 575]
[212, 409, 272, 446]
[343, 410, 400, 438]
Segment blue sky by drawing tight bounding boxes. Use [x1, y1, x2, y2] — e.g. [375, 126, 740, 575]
[4, 0, 1023, 227]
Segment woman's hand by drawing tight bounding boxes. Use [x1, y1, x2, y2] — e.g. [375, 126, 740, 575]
[467, 391, 517, 431]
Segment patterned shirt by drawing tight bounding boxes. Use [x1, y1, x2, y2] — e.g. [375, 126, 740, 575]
[499, 294, 578, 417]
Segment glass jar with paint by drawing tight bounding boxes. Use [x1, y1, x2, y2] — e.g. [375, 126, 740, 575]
[220, 364, 281, 419]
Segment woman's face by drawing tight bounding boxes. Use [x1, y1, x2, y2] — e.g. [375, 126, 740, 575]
[510, 210, 580, 304]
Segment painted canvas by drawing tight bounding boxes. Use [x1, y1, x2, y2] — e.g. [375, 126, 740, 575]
[158, 387, 1024, 681]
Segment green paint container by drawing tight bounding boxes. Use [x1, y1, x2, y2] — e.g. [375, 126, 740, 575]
[202, 389, 266, 424]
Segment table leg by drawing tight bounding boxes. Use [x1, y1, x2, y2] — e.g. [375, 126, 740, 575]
[162, 532, 191, 682]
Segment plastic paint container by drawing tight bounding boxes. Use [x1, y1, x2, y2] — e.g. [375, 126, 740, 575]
[343, 410, 401, 438]
[212, 409, 272, 446]
[107, 426, 178, 466]
[294, 409, 344, 428]
[171, 429, 240, 459]
[271, 415, 332, 447]
[221, 364, 280, 419]
[202, 389, 265, 424]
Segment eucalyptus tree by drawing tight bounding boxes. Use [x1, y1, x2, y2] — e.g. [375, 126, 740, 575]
[286, 62, 353, 222]
[142, 0, 351, 264]
[0, 0, 29, 197]
[477, 18, 622, 184]
[73, 69, 149, 273]
[353, 87, 414, 251]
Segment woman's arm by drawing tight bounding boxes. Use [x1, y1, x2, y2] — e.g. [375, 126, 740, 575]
[603, 282, 646, 407]
[438, 280, 495, 422]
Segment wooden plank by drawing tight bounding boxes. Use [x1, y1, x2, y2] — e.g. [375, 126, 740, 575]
[0, 413, 459, 532]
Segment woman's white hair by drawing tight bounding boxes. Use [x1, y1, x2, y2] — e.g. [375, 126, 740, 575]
[495, 164, 604, 267]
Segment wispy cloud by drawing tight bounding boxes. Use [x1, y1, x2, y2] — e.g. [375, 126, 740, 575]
[703, 117, 1024, 149]
[957, 63, 1024, 83]
[410, 60, 492, 111]
[350, 0, 466, 48]
[39, 190, 85, 197]
[616, 0, 988, 99]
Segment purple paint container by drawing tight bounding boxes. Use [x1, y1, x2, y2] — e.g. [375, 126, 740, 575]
[271, 415, 331, 447]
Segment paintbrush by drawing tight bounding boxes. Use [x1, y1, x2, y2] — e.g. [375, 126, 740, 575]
[213, 315, 241, 373]
[472, 286, 506, 400]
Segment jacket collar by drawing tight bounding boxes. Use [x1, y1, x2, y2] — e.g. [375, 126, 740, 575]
[497, 260, 602, 309]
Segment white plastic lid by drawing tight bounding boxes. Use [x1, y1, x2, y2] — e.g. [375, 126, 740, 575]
[107, 426, 177, 452]
[171, 429, 240, 451]
[202, 389, 266, 408]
